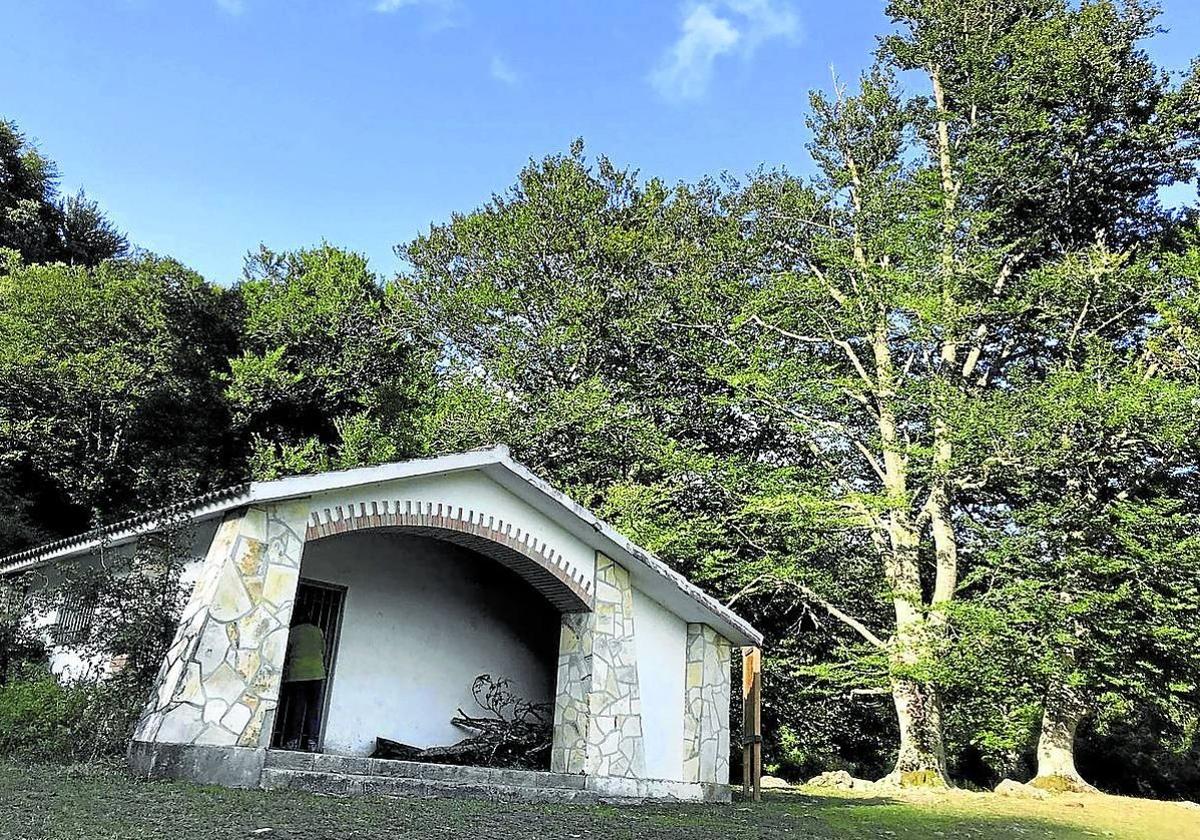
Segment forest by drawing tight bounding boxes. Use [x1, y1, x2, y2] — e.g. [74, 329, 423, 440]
[2, 0, 1199, 802]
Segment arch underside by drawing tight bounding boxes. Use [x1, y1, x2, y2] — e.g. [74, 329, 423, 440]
[304, 499, 593, 612]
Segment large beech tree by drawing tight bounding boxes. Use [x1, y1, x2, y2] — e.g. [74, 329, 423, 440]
[690, 0, 1199, 783]
[974, 229, 1200, 789]
[398, 145, 885, 779]
[400, 0, 1199, 789]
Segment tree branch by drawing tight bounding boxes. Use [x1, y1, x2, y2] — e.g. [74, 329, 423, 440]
[747, 314, 877, 391]
[849, 687, 891, 699]
[791, 582, 887, 650]
[961, 254, 1023, 380]
[753, 395, 887, 485]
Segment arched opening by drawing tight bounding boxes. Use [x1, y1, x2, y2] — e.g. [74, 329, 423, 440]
[273, 521, 574, 767]
[304, 500, 593, 611]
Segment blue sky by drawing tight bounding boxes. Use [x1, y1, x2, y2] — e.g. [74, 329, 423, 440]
[3, 1, 1198, 284]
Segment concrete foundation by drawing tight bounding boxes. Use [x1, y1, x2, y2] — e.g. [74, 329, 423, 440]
[127, 740, 267, 789]
[126, 741, 732, 804]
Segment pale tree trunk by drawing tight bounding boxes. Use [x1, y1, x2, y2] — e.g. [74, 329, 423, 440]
[884, 523, 950, 785]
[1034, 684, 1089, 787]
[834, 66, 963, 784]
[1032, 642, 1094, 791]
[876, 62, 961, 788]
[872, 326, 951, 785]
[892, 677, 949, 780]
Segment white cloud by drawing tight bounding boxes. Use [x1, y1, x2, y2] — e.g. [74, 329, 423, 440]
[489, 56, 520, 86]
[216, 0, 245, 14]
[650, 5, 739, 102]
[651, 0, 799, 102]
[372, 0, 463, 30]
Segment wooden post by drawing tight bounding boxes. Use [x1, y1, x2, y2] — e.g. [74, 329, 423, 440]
[741, 646, 762, 801]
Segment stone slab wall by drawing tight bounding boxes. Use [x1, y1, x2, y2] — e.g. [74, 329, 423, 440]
[551, 553, 646, 778]
[586, 555, 646, 777]
[682, 623, 732, 784]
[133, 501, 309, 748]
[550, 611, 592, 774]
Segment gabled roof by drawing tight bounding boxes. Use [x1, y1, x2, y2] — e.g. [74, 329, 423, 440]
[0, 447, 762, 646]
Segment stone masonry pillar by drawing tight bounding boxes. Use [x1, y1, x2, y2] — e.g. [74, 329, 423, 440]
[550, 552, 646, 778]
[683, 623, 732, 784]
[133, 500, 309, 748]
[549, 611, 591, 774]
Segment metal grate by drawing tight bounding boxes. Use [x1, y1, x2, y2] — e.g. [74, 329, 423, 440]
[51, 588, 98, 646]
[270, 579, 346, 750]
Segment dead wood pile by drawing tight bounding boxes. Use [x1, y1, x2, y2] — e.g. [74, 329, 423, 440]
[371, 674, 553, 770]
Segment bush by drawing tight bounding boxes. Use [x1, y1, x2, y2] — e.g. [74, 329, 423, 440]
[0, 666, 152, 763]
[0, 529, 191, 764]
[0, 669, 89, 762]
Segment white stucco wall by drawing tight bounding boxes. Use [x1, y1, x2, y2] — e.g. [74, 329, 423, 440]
[37, 550, 117, 681]
[633, 586, 689, 782]
[299, 530, 561, 756]
[307, 470, 596, 591]
[26, 521, 218, 681]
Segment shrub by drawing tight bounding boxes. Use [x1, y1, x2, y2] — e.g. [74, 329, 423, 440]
[0, 668, 90, 762]
[0, 528, 191, 764]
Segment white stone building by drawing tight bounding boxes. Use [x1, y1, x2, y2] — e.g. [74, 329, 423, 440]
[0, 447, 761, 803]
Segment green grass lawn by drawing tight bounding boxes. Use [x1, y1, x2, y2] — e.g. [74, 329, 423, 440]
[2, 763, 1196, 840]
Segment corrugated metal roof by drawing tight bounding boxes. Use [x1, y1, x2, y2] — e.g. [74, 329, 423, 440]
[0, 483, 249, 574]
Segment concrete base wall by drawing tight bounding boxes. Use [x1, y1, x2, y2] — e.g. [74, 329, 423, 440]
[127, 741, 731, 804]
[127, 740, 266, 789]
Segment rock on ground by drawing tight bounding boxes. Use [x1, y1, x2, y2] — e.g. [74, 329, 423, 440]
[806, 770, 876, 791]
[995, 779, 1051, 800]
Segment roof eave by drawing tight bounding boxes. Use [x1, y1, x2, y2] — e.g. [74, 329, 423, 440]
[0, 446, 764, 647]
[479, 452, 763, 647]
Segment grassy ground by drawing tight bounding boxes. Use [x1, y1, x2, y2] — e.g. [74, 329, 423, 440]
[2, 763, 1197, 840]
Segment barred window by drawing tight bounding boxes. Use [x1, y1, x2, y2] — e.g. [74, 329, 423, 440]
[51, 588, 98, 646]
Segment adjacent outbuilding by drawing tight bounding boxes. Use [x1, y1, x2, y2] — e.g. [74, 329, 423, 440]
[0, 447, 763, 803]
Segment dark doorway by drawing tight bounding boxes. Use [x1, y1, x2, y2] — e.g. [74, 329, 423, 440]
[271, 579, 346, 751]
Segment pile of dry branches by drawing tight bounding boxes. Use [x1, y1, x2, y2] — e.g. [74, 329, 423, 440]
[372, 674, 553, 770]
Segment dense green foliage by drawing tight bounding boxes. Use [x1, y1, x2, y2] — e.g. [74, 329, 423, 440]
[0, 120, 126, 266]
[0, 671, 92, 761]
[228, 244, 434, 478]
[0, 251, 239, 547]
[0, 670, 146, 763]
[0, 530, 193, 760]
[1, 0, 1198, 801]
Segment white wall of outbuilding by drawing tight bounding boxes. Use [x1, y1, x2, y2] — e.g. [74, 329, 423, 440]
[299, 530, 560, 755]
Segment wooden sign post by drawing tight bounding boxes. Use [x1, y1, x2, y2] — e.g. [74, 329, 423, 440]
[741, 646, 762, 801]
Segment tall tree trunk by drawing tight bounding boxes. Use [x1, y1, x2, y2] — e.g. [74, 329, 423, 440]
[884, 525, 950, 785]
[872, 326, 951, 785]
[1032, 642, 1094, 791]
[1033, 684, 1089, 787]
[892, 676, 949, 781]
